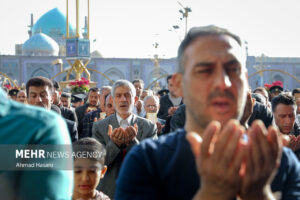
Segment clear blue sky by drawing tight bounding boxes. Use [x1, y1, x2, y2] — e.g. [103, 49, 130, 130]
[1, 0, 299, 58]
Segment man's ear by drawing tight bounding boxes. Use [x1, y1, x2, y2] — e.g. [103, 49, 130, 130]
[100, 165, 107, 178]
[172, 73, 183, 97]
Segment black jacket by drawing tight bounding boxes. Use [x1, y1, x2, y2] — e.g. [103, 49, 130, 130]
[157, 95, 183, 120]
[248, 102, 274, 128]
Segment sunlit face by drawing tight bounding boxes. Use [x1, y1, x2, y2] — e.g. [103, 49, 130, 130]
[61, 96, 70, 108]
[105, 96, 115, 117]
[73, 158, 106, 198]
[100, 89, 111, 111]
[274, 103, 296, 134]
[113, 86, 134, 117]
[88, 91, 100, 107]
[133, 82, 143, 98]
[27, 86, 52, 110]
[144, 97, 159, 114]
[52, 90, 61, 105]
[175, 35, 248, 129]
[16, 91, 27, 103]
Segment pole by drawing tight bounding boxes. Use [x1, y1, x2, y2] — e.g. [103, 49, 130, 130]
[66, 0, 69, 38]
[88, 0, 90, 40]
[76, 0, 79, 38]
[185, 11, 188, 36]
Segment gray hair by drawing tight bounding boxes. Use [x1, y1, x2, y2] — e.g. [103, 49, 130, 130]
[100, 86, 112, 94]
[143, 95, 159, 106]
[111, 80, 136, 98]
[177, 25, 244, 74]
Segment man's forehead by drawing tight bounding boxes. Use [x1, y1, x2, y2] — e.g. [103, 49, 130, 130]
[115, 86, 131, 93]
[29, 86, 49, 93]
[275, 103, 296, 113]
[184, 35, 245, 63]
[146, 97, 155, 103]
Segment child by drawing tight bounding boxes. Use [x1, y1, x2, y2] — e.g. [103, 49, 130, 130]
[72, 138, 110, 200]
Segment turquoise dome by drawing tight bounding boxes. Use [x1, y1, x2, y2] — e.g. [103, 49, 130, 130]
[32, 8, 76, 38]
[23, 33, 59, 56]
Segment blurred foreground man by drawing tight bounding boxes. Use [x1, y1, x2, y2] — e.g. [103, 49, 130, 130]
[0, 87, 73, 199]
[115, 25, 300, 199]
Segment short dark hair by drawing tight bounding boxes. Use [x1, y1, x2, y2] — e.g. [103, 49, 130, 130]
[26, 76, 54, 96]
[251, 93, 265, 105]
[61, 92, 71, 98]
[52, 80, 60, 91]
[177, 25, 242, 74]
[72, 138, 106, 165]
[271, 93, 295, 112]
[292, 88, 300, 96]
[89, 87, 100, 93]
[132, 79, 144, 86]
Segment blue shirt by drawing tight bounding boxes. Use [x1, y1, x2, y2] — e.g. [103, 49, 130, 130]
[115, 129, 300, 200]
[0, 88, 73, 200]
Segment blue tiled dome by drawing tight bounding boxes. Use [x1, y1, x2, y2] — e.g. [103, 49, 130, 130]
[32, 8, 76, 38]
[23, 33, 59, 56]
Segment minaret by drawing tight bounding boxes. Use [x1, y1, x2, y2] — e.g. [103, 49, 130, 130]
[82, 16, 88, 39]
[27, 13, 34, 38]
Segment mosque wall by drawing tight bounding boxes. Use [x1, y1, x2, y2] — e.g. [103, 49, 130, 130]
[1, 55, 300, 91]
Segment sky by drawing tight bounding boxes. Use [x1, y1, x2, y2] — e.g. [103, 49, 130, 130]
[1, 0, 300, 58]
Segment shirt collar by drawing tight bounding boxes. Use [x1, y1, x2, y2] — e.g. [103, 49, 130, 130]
[116, 113, 133, 126]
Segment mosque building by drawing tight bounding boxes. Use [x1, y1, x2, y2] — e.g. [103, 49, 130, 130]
[1, 7, 300, 91]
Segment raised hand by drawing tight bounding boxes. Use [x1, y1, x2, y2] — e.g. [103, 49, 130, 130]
[188, 120, 246, 200]
[124, 124, 138, 145]
[288, 135, 300, 151]
[135, 100, 142, 114]
[156, 122, 165, 135]
[239, 120, 282, 200]
[108, 125, 125, 147]
[168, 106, 178, 116]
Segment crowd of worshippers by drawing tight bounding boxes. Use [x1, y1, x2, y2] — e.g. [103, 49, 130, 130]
[1, 25, 300, 199]
[4, 75, 300, 159]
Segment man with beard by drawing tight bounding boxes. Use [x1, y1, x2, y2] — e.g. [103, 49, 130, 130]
[115, 26, 300, 199]
[92, 80, 157, 198]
